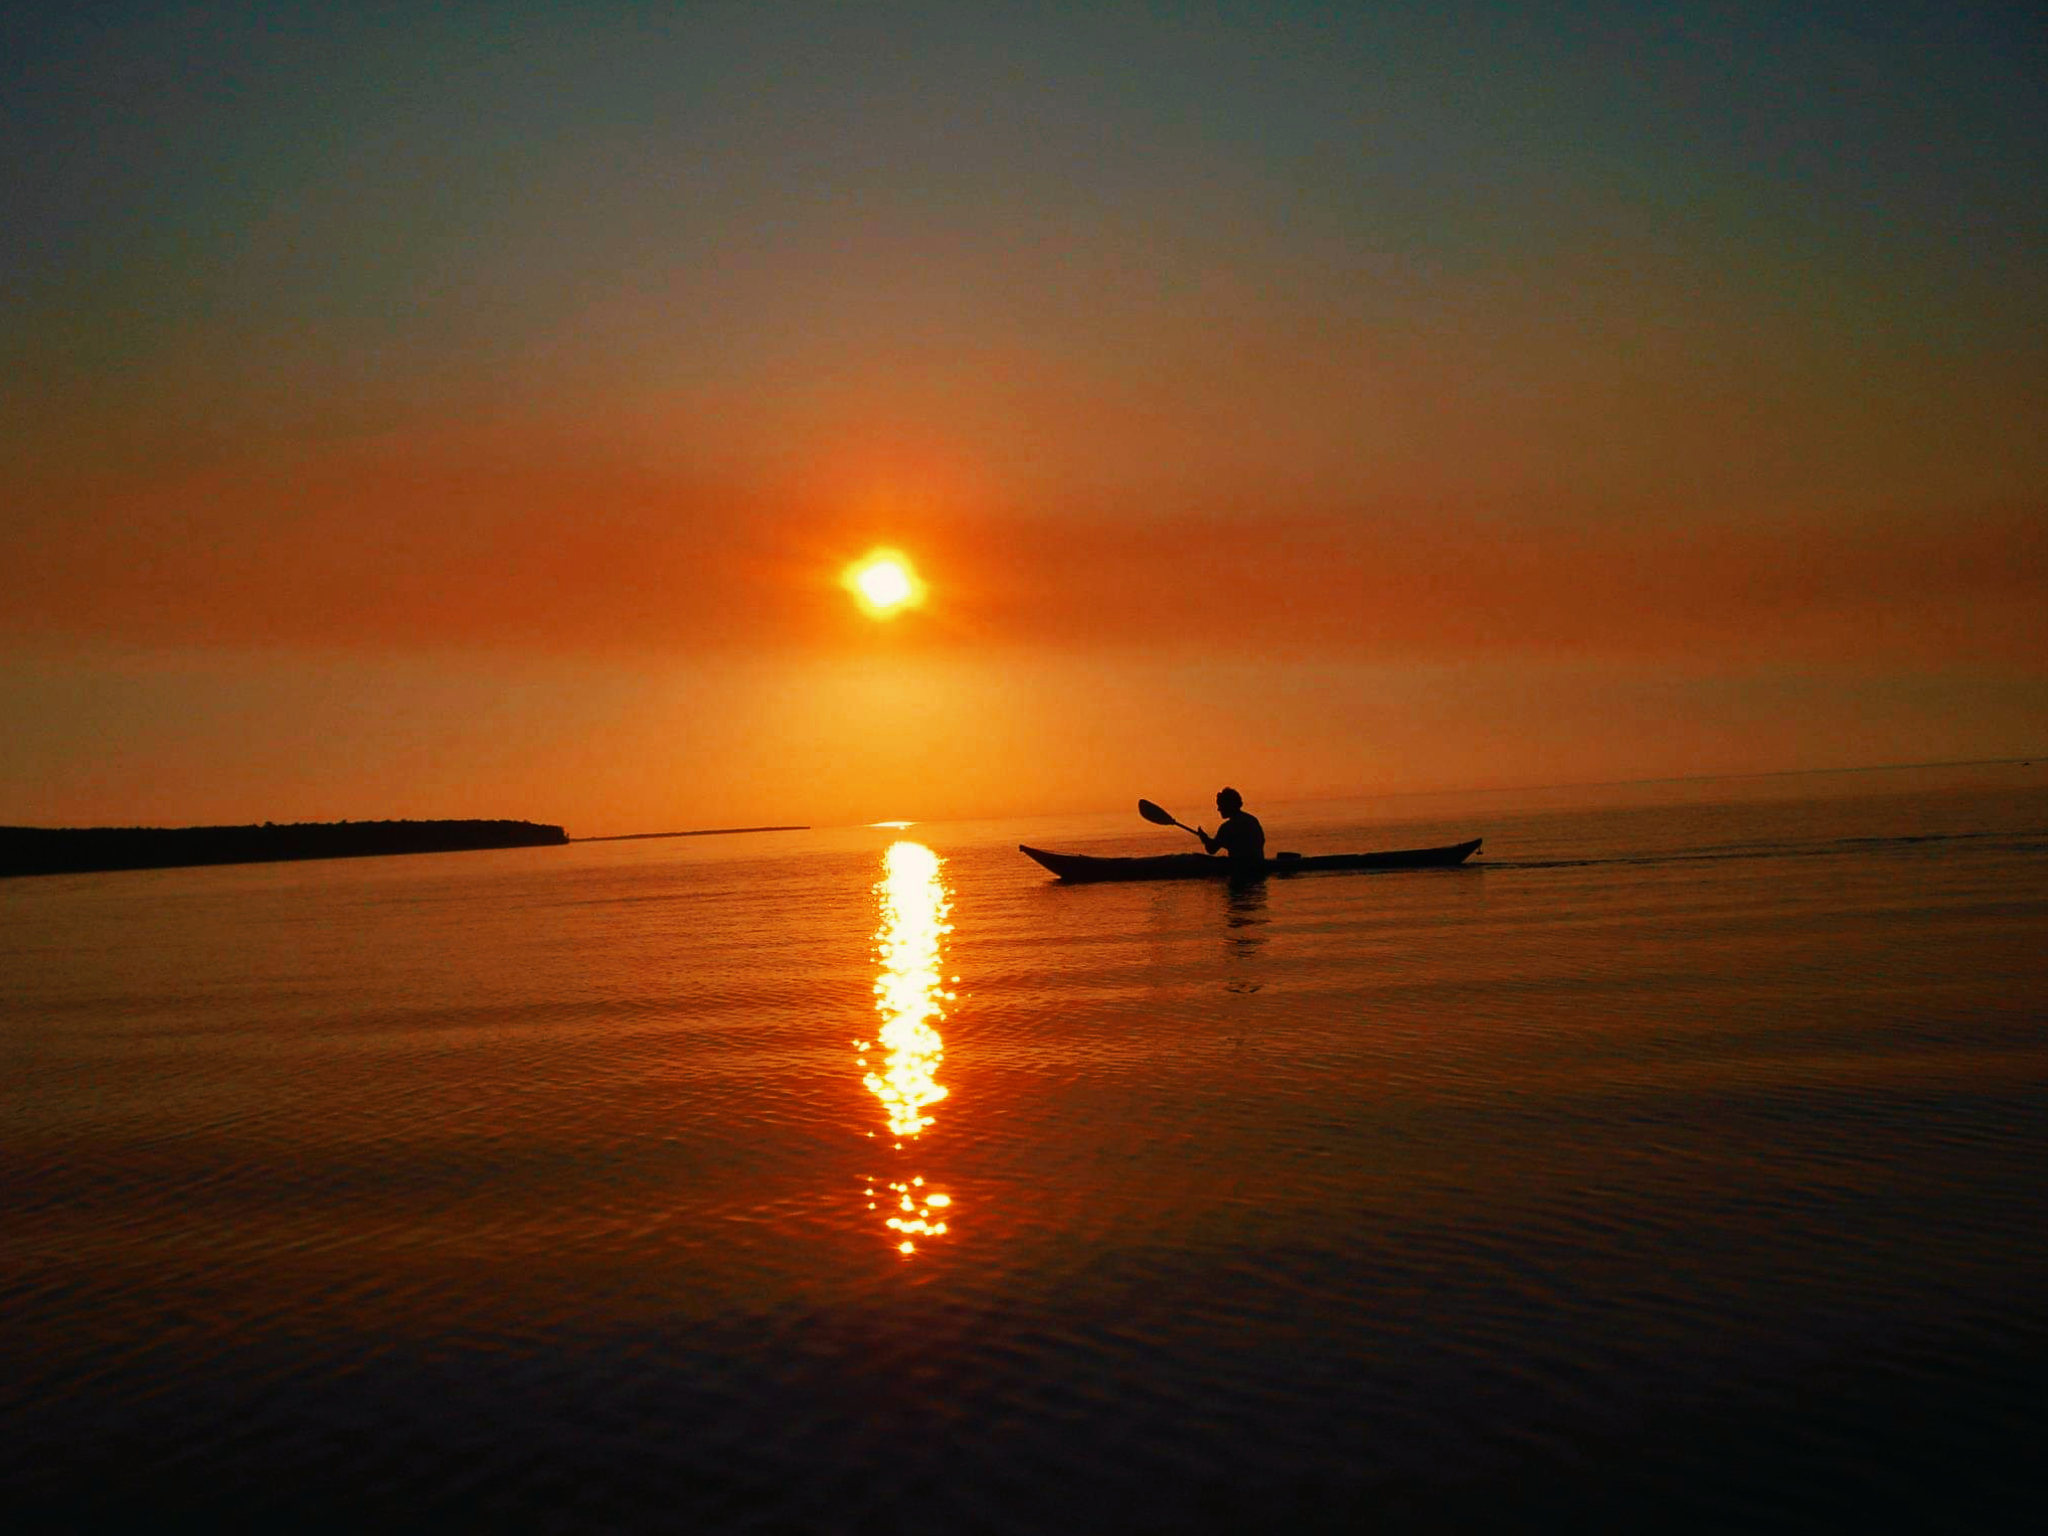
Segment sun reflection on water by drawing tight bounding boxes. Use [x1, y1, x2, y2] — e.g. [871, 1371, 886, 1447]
[855, 840, 956, 1255]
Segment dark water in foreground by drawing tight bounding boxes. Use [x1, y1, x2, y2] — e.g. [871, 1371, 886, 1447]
[5, 765, 2046, 1530]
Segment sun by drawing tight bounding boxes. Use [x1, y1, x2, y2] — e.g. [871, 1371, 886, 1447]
[858, 560, 912, 609]
[843, 550, 925, 619]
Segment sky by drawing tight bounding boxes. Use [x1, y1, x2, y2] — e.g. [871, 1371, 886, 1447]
[5, 0, 2044, 834]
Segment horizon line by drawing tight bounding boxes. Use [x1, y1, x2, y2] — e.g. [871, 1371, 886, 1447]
[858, 753, 2044, 832]
[1336, 753, 2042, 806]
[573, 825, 810, 843]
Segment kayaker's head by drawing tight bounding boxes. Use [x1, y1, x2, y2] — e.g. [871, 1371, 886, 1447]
[1216, 787, 1243, 816]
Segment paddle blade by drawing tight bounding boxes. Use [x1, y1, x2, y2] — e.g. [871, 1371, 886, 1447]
[1137, 799, 1178, 826]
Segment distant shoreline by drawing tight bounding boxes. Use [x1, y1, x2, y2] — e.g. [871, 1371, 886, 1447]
[574, 826, 809, 842]
[0, 819, 569, 879]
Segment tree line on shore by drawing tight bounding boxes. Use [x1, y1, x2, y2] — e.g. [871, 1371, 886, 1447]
[0, 819, 570, 878]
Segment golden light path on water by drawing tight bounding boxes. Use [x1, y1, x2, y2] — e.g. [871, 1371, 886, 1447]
[856, 841, 956, 1256]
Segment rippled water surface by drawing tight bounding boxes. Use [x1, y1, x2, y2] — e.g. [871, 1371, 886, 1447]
[5, 765, 2046, 1529]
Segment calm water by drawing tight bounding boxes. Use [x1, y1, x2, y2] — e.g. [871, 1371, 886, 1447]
[5, 765, 2046, 1530]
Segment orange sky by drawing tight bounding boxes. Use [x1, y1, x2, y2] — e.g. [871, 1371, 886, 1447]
[6, 4, 2044, 834]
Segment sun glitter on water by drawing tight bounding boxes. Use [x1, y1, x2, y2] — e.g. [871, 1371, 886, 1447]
[855, 840, 956, 1256]
[843, 549, 924, 619]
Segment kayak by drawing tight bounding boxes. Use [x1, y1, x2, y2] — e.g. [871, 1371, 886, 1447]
[1018, 837, 1483, 883]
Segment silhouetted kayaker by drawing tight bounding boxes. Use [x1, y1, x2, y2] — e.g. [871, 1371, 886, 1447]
[1198, 787, 1265, 868]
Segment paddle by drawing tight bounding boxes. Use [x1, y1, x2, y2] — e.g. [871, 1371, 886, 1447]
[1138, 798, 1204, 841]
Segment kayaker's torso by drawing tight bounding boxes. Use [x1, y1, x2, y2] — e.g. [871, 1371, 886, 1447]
[1209, 810, 1265, 865]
